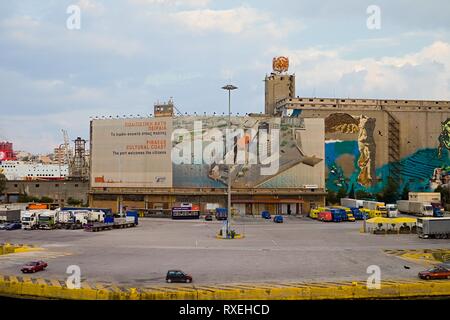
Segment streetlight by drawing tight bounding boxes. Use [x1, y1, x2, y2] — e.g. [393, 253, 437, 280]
[221, 84, 238, 235]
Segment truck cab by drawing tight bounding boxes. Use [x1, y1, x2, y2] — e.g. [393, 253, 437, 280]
[386, 204, 398, 218]
[431, 203, 444, 217]
[21, 210, 41, 230]
[37, 211, 57, 230]
[422, 204, 434, 217]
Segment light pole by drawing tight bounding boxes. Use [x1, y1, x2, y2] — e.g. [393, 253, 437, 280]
[221, 84, 238, 235]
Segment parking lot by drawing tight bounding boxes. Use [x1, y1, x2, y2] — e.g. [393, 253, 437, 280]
[0, 216, 449, 286]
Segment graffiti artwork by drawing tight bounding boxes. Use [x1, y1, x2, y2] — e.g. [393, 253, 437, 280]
[323, 114, 450, 195]
[438, 118, 450, 158]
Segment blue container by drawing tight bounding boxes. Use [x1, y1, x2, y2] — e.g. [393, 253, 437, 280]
[104, 214, 114, 224]
[126, 210, 139, 225]
[350, 207, 366, 220]
[261, 211, 271, 219]
[273, 215, 283, 223]
[328, 209, 342, 222]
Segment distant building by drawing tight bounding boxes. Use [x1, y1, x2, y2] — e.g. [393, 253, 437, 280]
[14, 150, 32, 161]
[53, 145, 69, 165]
[0, 161, 68, 180]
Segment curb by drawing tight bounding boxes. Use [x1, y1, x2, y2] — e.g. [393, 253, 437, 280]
[0, 244, 41, 256]
[215, 234, 244, 240]
[1, 275, 449, 300]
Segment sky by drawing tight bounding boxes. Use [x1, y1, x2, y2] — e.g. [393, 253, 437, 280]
[0, 0, 450, 154]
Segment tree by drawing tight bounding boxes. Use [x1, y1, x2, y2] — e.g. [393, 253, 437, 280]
[401, 183, 410, 200]
[67, 197, 83, 206]
[18, 193, 39, 203]
[435, 185, 450, 205]
[336, 187, 348, 202]
[326, 190, 337, 205]
[39, 196, 54, 204]
[0, 173, 6, 195]
[379, 177, 399, 203]
[348, 184, 356, 199]
[356, 189, 372, 200]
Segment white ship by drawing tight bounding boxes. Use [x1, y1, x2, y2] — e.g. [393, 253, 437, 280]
[0, 161, 69, 180]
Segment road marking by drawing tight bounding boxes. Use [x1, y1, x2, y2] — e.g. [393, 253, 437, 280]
[195, 240, 198, 247]
[272, 240, 278, 246]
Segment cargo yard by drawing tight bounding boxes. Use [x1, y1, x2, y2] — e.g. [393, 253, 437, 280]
[1, 216, 448, 286]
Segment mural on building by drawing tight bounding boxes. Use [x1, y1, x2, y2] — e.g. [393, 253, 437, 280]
[172, 116, 324, 188]
[324, 113, 377, 192]
[325, 114, 450, 195]
[438, 118, 450, 158]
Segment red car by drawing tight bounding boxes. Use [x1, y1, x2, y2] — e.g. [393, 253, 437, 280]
[418, 265, 450, 280]
[318, 211, 333, 222]
[21, 261, 48, 273]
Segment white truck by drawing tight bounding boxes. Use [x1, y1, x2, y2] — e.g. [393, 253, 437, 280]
[340, 198, 364, 208]
[363, 200, 386, 211]
[386, 204, 398, 218]
[55, 210, 105, 229]
[417, 217, 450, 239]
[21, 210, 43, 230]
[397, 200, 433, 216]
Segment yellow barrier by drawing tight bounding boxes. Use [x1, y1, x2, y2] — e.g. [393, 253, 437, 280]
[1, 275, 449, 300]
[215, 234, 244, 239]
[0, 243, 40, 255]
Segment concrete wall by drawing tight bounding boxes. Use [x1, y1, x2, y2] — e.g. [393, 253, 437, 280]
[4, 180, 89, 206]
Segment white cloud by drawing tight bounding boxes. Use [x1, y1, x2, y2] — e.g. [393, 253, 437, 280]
[130, 0, 210, 8]
[271, 41, 450, 99]
[1, 15, 40, 28]
[77, 0, 105, 13]
[144, 71, 202, 86]
[169, 6, 301, 37]
[1, 16, 143, 57]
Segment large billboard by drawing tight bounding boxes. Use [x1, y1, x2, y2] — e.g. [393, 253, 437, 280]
[172, 116, 324, 189]
[91, 118, 172, 188]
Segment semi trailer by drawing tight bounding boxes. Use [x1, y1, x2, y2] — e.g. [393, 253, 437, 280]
[0, 209, 21, 223]
[417, 217, 450, 239]
[340, 198, 364, 208]
[397, 200, 433, 216]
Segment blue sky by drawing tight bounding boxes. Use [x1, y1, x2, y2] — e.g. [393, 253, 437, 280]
[1, 0, 450, 153]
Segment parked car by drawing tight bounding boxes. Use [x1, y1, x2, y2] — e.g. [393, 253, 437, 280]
[0, 223, 8, 230]
[204, 214, 213, 221]
[273, 215, 283, 223]
[418, 265, 450, 280]
[4, 223, 21, 230]
[166, 270, 192, 283]
[261, 211, 271, 219]
[21, 261, 48, 273]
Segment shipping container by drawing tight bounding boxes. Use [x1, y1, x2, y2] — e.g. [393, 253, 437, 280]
[0, 210, 21, 223]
